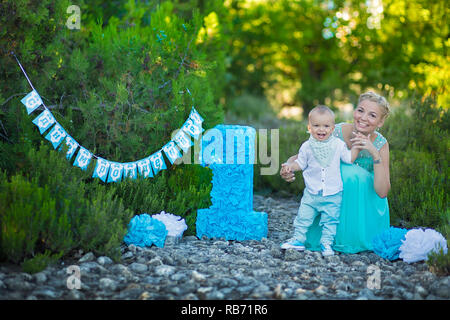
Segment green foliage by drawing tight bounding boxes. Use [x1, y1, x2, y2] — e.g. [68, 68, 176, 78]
[0, 143, 134, 269]
[0, 172, 73, 264]
[1, 0, 228, 165]
[225, 0, 448, 114]
[427, 247, 450, 276]
[76, 187, 132, 261]
[382, 96, 449, 239]
[21, 250, 62, 274]
[109, 164, 212, 236]
[0, 1, 229, 270]
[389, 149, 448, 230]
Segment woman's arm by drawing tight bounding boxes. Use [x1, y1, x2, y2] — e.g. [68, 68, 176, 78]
[372, 142, 391, 198]
[351, 132, 391, 198]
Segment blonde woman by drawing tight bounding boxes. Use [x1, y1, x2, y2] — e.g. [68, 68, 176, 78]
[280, 92, 391, 253]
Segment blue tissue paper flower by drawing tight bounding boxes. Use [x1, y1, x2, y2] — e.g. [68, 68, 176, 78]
[372, 226, 408, 261]
[124, 213, 168, 248]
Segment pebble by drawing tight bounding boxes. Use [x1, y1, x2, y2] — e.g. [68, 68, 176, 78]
[99, 278, 118, 292]
[78, 252, 95, 263]
[129, 263, 148, 273]
[0, 195, 448, 300]
[97, 256, 113, 266]
[154, 265, 176, 277]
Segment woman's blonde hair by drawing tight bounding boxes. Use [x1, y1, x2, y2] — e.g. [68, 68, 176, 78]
[358, 91, 390, 119]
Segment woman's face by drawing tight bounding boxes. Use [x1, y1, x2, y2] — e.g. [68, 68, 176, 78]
[353, 99, 385, 134]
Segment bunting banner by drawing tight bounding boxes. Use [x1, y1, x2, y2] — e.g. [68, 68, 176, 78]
[20, 88, 204, 183]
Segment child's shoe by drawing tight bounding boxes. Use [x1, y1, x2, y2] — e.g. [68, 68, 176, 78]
[321, 244, 334, 256]
[281, 239, 305, 251]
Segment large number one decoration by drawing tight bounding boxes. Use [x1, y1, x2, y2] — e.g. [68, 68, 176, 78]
[197, 125, 268, 240]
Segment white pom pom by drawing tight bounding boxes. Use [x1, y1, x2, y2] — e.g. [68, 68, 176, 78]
[152, 211, 188, 238]
[399, 228, 448, 263]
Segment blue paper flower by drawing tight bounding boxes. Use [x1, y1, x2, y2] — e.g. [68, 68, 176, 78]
[124, 214, 168, 248]
[372, 226, 408, 261]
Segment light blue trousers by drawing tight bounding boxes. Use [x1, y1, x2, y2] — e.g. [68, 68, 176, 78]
[293, 189, 342, 246]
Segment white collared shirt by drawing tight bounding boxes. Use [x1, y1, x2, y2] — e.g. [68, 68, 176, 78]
[295, 139, 352, 196]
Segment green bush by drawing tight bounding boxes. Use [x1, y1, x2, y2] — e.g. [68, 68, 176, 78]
[427, 247, 450, 276]
[382, 96, 449, 240]
[0, 172, 72, 264]
[21, 250, 63, 274]
[76, 186, 132, 261]
[109, 164, 212, 235]
[0, 1, 227, 270]
[0, 143, 134, 271]
[389, 149, 448, 232]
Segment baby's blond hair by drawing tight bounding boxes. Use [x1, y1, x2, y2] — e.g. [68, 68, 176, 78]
[358, 91, 390, 119]
[308, 105, 335, 122]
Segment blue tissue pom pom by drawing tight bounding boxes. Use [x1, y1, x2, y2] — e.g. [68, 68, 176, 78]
[372, 226, 408, 261]
[124, 213, 168, 248]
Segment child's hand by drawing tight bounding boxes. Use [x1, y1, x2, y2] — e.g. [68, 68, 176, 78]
[280, 163, 291, 175]
[280, 162, 296, 182]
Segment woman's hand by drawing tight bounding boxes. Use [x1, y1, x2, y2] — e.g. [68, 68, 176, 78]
[350, 132, 379, 159]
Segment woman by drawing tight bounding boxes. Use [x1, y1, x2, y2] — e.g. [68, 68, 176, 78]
[281, 91, 391, 253]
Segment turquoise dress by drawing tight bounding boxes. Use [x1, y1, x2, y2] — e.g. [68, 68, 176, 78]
[304, 123, 390, 253]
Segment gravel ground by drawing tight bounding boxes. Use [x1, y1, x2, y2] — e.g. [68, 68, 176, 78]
[0, 194, 448, 300]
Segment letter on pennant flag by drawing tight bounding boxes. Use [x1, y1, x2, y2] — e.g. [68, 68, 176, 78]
[149, 151, 167, 176]
[32, 110, 56, 134]
[21, 90, 43, 114]
[189, 107, 204, 126]
[181, 118, 203, 140]
[61, 135, 79, 160]
[45, 123, 67, 149]
[136, 158, 153, 178]
[93, 158, 110, 182]
[108, 162, 123, 183]
[123, 162, 137, 180]
[173, 129, 192, 153]
[73, 146, 92, 171]
[162, 141, 182, 164]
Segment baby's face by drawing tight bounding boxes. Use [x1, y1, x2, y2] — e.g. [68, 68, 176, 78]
[308, 112, 335, 141]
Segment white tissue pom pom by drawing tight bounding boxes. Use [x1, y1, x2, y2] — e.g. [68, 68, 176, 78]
[399, 228, 448, 263]
[152, 211, 188, 238]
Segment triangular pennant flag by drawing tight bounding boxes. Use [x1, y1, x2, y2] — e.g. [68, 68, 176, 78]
[44, 123, 67, 149]
[92, 157, 110, 182]
[21, 90, 43, 114]
[189, 106, 204, 126]
[123, 162, 137, 180]
[32, 109, 56, 134]
[181, 118, 203, 140]
[60, 135, 79, 160]
[136, 157, 154, 178]
[107, 162, 123, 183]
[162, 141, 182, 164]
[173, 129, 192, 153]
[73, 146, 92, 171]
[149, 151, 167, 176]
